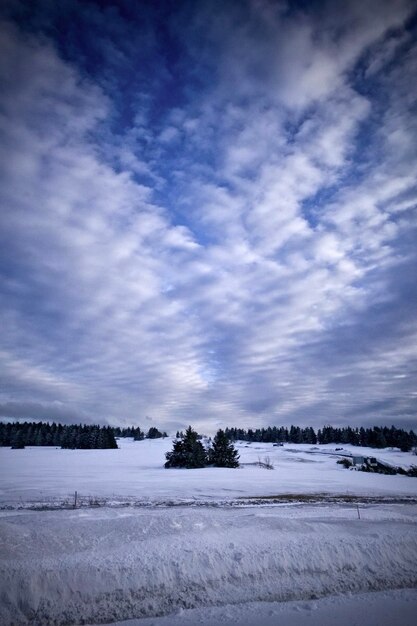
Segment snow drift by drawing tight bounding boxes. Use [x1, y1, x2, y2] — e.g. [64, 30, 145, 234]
[1, 505, 417, 625]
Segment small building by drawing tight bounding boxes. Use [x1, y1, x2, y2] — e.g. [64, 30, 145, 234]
[351, 455, 378, 468]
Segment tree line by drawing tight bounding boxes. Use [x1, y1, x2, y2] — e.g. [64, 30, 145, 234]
[224, 424, 416, 452]
[1, 420, 415, 452]
[0, 422, 167, 449]
[113, 426, 167, 440]
[0, 421, 118, 449]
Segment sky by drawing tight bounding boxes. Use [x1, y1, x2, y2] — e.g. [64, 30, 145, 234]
[0, 0, 416, 434]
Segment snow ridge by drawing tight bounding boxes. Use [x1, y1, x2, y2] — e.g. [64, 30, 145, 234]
[1, 507, 417, 625]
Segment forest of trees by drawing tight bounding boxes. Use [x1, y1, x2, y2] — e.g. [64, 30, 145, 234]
[224, 424, 417, 452]
[0, 422, 167, 449]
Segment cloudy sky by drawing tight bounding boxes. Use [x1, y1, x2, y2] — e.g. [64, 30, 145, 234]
[0, 0, 416, 433]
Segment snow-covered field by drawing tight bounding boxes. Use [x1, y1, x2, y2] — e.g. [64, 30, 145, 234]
[1, 438, 416, 506]
[1, 439, 416, 625]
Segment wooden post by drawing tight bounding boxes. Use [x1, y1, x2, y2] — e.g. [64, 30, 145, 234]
[356, 504, 361, 519]
[74, 491, 78, 509]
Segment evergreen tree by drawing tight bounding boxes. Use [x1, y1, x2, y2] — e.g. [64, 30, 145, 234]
[133, 427, 145, 440]
[165, 426, 207, 468]
[146, 426, 164, 439]
[208, 429, 239, 468]
[11, 429, 25, 449]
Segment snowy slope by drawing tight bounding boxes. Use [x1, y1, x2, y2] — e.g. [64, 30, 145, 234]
[0, 438, 416, 506]
[1, 504, 417, 625]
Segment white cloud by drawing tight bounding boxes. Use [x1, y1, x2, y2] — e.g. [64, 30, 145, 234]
[0, 1, 416, 430]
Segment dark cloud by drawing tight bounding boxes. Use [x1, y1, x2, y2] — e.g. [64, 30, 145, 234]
[0, 402, 91, 424]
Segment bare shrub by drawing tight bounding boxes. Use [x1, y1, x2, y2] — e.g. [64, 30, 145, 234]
[257, 456, 274, 469]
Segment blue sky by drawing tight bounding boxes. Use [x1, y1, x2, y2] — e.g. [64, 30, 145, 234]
[0, 0, 416, 433]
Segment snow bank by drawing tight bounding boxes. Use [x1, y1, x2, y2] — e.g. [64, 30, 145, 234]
[108, 589, 417, 626]
[1, 505, 416, 625]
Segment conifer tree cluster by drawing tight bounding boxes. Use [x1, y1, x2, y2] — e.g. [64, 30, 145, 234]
[146, 427, 168, 439]
[224, 424, 416, 452]
[165, 427, 240, 469]
[317, 425, 416, 451]
[113, 426, 167, 440]
[0, 421, 118, 449]
[165, 426, 207, 468]
[224, 426, 317, 444]
[113, 426, 145, 440]
[1, 421, 169, 449]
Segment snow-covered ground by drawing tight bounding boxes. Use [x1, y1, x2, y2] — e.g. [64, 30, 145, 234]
[111, 589, 417, 626]
[1, 439, 416, 625]
[1, 438, 416, 506]
[1, 504, 417, 625]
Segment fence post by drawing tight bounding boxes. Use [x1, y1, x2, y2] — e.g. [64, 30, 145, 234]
[74, 491, 78, 509]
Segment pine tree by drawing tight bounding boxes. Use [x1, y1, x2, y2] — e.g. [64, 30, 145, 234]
[208, 429, 239, 468]
[165, 426, 207, 468]
[11, 429, 25, 449]
[133, 427, 145, 441]
[147, 427, 163, 439]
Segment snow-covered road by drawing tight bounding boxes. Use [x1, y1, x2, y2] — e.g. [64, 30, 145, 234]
[1, 503, 416, 625]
